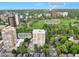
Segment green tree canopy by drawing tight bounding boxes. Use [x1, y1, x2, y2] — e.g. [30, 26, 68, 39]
[17, 45, 27, 56]
[42, 44, 49, 57]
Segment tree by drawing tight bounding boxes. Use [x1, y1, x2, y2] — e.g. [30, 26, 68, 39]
[17, 45, 27, 56]
[61, 44, 68, 54]
[42, 44, 49, 57]
[38, 46, 42, 52]
[64, 41, 73, 53]
[56, 45, 61, 55]
[60, 36, 67, 44]
[50, 37, 55, 45]
[12, 49, 19, 57]
[43, 24, 53, 44]
[70, 44, 78, 55]
[34, 44, 39, 52]
[0, 32, 1, 36]
[56, 44, 68, 55]
[24, 38, 31, 45]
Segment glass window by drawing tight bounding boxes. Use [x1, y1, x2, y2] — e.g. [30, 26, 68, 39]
[4, 32, 10, 48]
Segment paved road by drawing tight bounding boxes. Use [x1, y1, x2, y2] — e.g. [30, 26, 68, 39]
[48, 44, 57, 57]
[27, 21, 33, 29]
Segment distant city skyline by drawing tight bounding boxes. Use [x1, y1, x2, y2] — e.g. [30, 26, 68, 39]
[0, 2, 79, 10]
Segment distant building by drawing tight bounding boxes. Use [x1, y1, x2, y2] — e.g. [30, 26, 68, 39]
[15, 14, 20, 26]
[51, 12, 68, 18]
[17, 54, 22, 57]
[29, 16, 32, 19]
[8, 14, 16, 27]
[42, 13, 51, 18]
[20, 15, 23, 19]
[37, 14, 42, 18]
[62, 12, 68, 17]
[75, 54, 79, 57]
[1, 26, 17, 50]
[68, 36, 77, 43]
[25, 13, 29, 16]
[59, 54, 67, 57]
[45, 13, 51, 17]
[67, 53, 74, 57]
[8, 14, 20, 27]
[32, 29, 45, 47]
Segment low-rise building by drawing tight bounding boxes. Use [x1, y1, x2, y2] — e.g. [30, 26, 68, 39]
[15, 39, 24, 49]
[17, 54, 22, 57]
[68, 36, 77, 43]
[59, 54, 67, 57]
[67, 53, 74, 57]
[18, 33, 31, 39]
[75, 54, 79, 57]
[37, 14, 42, 18]
[62, 12, 68, 17]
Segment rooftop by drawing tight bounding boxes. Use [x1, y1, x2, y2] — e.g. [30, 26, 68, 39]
[15, 39, 24, 48]
[2, 26, 15, 32]
[33, 29, 45, 33]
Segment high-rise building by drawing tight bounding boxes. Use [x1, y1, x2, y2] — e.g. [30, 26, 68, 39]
[32, 29, 45, 47]
[1, 26, 17, 50]
[8, 14, 16, 27]
[8, 14, 20, 27]
[15, 14, 20, 26]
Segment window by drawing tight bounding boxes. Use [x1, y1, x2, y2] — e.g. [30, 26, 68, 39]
[4, 32, 10, 48]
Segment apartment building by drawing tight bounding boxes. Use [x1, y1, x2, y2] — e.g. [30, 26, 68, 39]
[1, 26, 17, 50]
[32, 29, 45, 47]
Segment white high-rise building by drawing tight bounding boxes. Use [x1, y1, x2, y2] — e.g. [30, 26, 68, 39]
[32, 29, 45, 46]
[15, 14, 20, 25]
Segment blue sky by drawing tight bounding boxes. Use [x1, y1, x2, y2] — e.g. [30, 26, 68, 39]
[0, 2, 79, 9]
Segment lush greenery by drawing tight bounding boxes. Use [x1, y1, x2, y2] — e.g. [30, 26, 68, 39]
[32, 20, 45, 29]
[34, 44, 49, 57]
[16, 23, 32, 33]
[12, 38, 31, 56]
[11, 9, 79, 56]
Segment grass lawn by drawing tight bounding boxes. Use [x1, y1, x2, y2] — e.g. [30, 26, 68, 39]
[60, 19, 75, 25]
[32, 19, 73, 29]
[32, 20, 45, 29]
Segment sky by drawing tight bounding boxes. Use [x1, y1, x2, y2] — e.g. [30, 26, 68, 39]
[0, 2, 79, 9]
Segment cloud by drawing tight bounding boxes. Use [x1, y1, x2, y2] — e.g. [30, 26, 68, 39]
[48, 2, 65, 9]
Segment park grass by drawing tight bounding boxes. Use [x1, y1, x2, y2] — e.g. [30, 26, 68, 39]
[32, 20, 45, 29]
[32, 19, 76, 29]
[60, 19, 73, 25]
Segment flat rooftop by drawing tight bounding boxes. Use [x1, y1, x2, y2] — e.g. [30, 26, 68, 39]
[33, 29, 45, 33]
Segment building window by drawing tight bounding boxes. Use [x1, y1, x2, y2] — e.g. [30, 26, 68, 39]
[4, 32, 10, 48]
